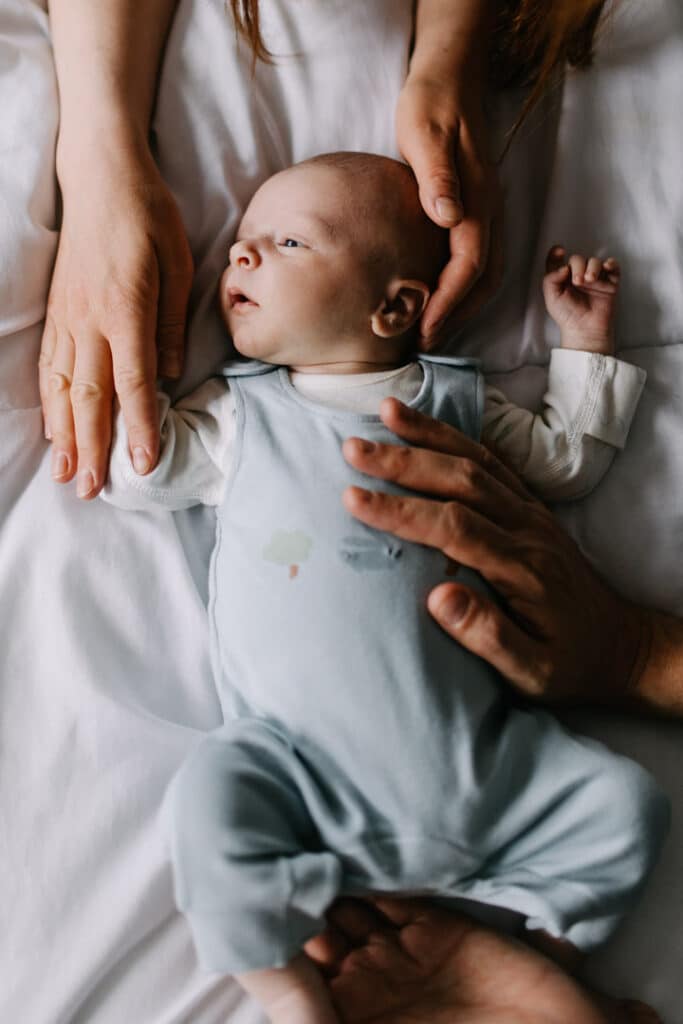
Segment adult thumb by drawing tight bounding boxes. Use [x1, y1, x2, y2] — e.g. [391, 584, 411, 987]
[427, 582, 543, 696]
[402, 122, 464, 228]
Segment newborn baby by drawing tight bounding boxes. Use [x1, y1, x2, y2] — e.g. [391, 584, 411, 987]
[102, 153, 669, 1024]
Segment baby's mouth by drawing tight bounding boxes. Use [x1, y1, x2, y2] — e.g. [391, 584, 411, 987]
[228, 287, 259, 311]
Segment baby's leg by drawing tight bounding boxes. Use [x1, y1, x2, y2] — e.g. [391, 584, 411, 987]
[468, 721, 669, 953]
[162, 719, 343, 1021]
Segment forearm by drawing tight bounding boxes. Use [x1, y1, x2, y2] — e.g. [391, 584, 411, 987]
[48, 0, 178, 178]
[409, 0, 495, 87]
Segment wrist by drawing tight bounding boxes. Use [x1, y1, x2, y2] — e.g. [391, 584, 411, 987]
[559, 330, 615, 356]
[56, 118, 153, 193]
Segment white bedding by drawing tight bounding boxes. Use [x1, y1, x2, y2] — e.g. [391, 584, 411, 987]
[1, 1, 681, 1021]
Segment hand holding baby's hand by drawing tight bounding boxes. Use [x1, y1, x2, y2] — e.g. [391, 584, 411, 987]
[543, 245, 620, 355]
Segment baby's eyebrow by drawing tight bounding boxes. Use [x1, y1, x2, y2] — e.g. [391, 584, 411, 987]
[307, 214, 339, 241]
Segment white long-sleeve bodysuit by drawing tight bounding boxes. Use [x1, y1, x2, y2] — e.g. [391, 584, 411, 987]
[102, 349, 668, 974]
[104, 349, 646, 512]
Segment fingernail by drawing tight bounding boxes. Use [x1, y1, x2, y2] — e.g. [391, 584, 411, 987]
[52, 451, 70, 480]
[77, 469, 95, 499]
[437, 590, 469, 626]
[45, 424, 52, 441]
[435, 197, 461, 225]
[133, 447, 151, 475]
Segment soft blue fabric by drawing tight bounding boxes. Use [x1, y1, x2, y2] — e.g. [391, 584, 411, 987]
[164, 356, 669, 973]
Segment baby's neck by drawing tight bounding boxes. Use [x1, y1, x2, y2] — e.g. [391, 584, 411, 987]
[289, 358, 412, 375]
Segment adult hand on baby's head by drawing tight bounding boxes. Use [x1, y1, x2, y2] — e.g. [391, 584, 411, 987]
[41, 140, 193, 499]
[396, 77, 504, 348]
[342, 400, 649, 708]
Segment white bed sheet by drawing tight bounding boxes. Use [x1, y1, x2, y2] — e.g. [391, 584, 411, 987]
[1, 1, 681, 1021]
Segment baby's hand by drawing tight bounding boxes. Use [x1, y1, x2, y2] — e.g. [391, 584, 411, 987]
[542, 245, 620, 355]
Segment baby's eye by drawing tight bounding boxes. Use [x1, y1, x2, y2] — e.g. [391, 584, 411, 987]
[278, 238, 302, 249]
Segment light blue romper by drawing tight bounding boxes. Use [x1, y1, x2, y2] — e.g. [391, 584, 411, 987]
[164, 355, 669, 973]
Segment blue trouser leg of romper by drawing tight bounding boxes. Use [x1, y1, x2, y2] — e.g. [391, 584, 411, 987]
[163, 718, 343, 973]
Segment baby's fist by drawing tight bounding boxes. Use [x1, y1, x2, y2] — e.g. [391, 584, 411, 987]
[543, 245, 620, 354]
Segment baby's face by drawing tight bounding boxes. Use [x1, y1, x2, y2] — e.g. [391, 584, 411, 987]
[220, 165, 394, 369]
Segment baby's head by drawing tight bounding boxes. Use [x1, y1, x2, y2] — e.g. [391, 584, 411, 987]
[220, 152, 448, 371]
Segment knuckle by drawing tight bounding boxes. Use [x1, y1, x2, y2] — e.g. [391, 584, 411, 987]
[444, 501, 468, 538]
[389, 445, 413, 473]
[114, 366, 151, 398]
[459, 252, 485, 277]
[458, 457, 483, 491]
[48, 371, 72, 396]
[70, 378, 108, 406]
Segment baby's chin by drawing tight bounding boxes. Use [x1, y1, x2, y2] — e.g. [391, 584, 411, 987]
[229, 325, 280, 364]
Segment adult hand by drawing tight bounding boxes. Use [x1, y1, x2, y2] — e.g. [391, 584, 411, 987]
[41, 141, 193, 499]
[305, 897, 652, 1024]
[342, 399, 649, 706]
[396, 76, 504, 346]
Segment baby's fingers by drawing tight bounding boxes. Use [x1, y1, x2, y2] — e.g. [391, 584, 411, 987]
[603, 256, 621, 285]
[545, 244, 567, 274]
[568, 252, 588, 284]
[584, 256, 603, 282]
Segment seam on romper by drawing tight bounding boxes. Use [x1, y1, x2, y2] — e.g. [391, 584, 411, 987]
[541, 353, 606, 481]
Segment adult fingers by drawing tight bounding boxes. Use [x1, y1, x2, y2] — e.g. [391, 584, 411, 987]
[342, 485, 534, 595]
[47, 330, 77, 483]
[156, 234, 193, 379]
[342, 437, 528, 530]
[70, 332, 114, 499]
[39, 312, 58, 440]
[427, 582, 548, 696]
[326, 899, 396, 946]
[398, 93, 464, 229]
[421, 215, 489, 341]
[430, 184, 505, 336]
[370, 896, 434, 928]
[109, 303, 161, 477]
[377, 398, 532, 499]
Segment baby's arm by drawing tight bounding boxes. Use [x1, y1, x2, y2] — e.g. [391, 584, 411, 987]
[101, 377, 235, 511]
[481, 350, 645, 501]
[482, 246, 645, 501]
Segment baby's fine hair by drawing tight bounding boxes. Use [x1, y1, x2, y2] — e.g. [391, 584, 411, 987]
[295, 151, 450, 291]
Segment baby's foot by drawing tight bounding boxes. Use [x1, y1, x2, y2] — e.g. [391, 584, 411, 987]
[238, 952, 339, 1024]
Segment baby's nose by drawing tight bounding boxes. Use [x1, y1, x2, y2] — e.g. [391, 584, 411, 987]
[229, 238, 261, 269]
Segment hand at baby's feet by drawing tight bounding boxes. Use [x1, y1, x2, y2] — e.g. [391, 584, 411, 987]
[543, 244, 620, 355]
[304, 897, 661, 1024]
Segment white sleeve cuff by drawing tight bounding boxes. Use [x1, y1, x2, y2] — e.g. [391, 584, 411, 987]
[547, 348, 646, 449]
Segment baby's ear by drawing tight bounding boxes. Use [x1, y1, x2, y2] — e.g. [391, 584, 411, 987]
[371, 278, 430, 339]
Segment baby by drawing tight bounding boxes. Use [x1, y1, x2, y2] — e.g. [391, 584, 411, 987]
[102, 153, 669, 1023]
